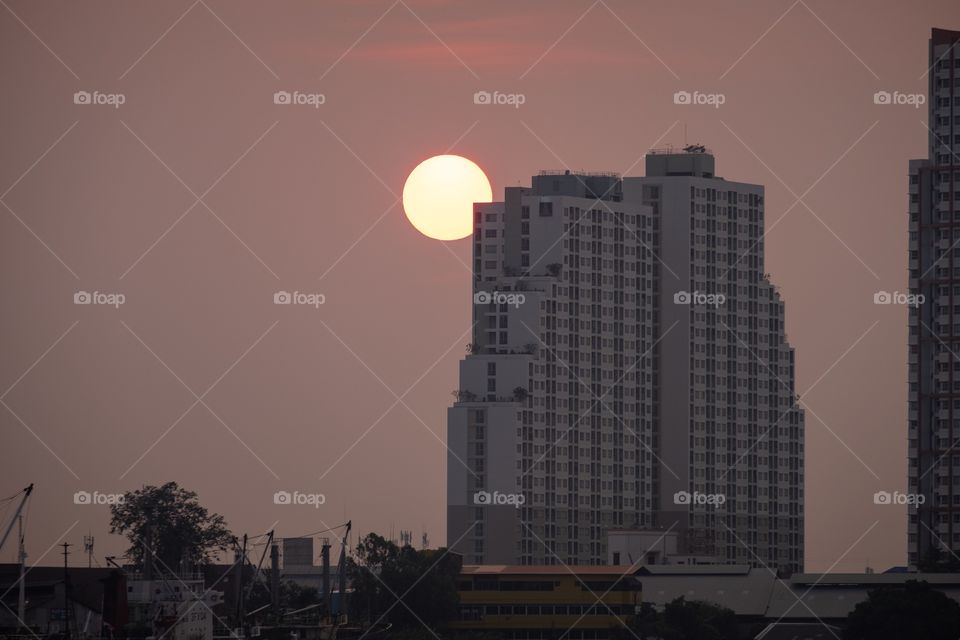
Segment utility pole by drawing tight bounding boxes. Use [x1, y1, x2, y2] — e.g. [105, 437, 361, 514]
[270, 541, 280, 618]
[61, 542, 72, 640]
[236, 534, 247, 638]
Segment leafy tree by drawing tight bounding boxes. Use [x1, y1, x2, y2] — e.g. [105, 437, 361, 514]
[619, 602, 658, 640]
[845, 580, 960, 640]
[350, 533, 461, 629]
[656, 597, 737, 640]
[109, 482, 233, 571]
[246, 580, 321, 614]
[917, 546, 960, 572]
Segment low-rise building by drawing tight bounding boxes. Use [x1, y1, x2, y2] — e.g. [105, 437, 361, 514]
[0, 564, 127, 638]
[451, 565, 642, 640]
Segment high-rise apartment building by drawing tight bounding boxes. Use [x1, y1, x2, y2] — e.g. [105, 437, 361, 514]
[908, 27, 960, 570]
[448, 148, 804, 574]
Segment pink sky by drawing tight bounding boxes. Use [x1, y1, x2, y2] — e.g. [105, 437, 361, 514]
[1, 0, 958, 572]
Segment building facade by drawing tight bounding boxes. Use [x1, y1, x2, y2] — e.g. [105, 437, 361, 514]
[908, 27, 960, 569]
[448, 149, 803, 574]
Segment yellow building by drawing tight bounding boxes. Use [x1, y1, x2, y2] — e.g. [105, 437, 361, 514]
[449, 565, 642, 639]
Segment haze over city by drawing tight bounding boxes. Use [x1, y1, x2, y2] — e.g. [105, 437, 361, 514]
[1, 0, 958, 586]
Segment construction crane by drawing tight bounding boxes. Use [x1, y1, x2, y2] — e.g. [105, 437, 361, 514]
[0, 484, 33, 552]
[244, 520, 352, 626]
[0, 484, 33, 631]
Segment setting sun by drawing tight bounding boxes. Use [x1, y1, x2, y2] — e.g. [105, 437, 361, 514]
[402, 154, 492, 241]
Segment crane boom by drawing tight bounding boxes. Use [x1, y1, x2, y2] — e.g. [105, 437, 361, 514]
[0, 484, 33, 553]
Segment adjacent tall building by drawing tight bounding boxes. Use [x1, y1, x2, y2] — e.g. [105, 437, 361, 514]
[448, 148, 804, 574]
[908, 28, 960, 569]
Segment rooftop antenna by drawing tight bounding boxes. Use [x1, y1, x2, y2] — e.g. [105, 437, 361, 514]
[683, 122, 687, 146]
[83, 535, 94, 568]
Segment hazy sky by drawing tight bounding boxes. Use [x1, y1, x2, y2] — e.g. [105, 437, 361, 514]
[1, 0, 958, 573]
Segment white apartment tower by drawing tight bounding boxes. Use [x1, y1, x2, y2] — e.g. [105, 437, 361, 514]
[448, 149, 804, 574]
[908, 28, 960, 569]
